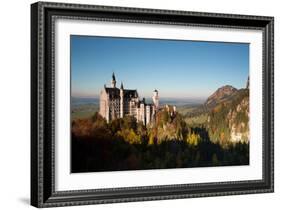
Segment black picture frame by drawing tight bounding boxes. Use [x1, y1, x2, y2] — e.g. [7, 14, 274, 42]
[31, 1, 274, 208]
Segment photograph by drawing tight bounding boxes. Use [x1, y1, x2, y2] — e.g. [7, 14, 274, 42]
[30, 2, 274, 207]
[70, 35, 250, 173]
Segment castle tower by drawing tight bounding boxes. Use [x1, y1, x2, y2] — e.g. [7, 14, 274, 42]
[139, 100, 145, 125]
[152, 89, 159, 109]
[120, 82, 124, 118]
[146, 105, 151, 125]
[111, 72, 116, 88]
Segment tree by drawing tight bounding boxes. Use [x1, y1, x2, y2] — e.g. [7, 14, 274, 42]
[117, 128, 141, 144]
[122, 116, 137, 131]
[148, 134, 155, 145]
[91, 112, 106, 124]
[109, 118, 121, 134]
[157, 110, 169, 127]
[72, 118, 93, 137]
[212, 153, 219, 165]
[186, 131, 201, 146]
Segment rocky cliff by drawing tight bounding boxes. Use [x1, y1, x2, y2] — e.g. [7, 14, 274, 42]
[207, 87, 249, 145]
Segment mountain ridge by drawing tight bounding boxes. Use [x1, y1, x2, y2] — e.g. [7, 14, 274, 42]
[204, 85, 238, 110]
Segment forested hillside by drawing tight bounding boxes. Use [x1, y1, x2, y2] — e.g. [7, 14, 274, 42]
[207, 88, 249, 147]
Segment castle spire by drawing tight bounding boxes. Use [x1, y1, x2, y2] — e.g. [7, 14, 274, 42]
[120, 81, 124, 118]
[112, 72, 116, 81]
[111, 72, 116, 88]
[152, 89, 159, 109]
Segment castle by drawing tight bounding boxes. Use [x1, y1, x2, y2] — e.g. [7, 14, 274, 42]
[99, 73, 159, 125]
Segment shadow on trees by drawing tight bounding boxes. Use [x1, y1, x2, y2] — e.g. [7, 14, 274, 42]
[71, 112, 249, 173]
[71, 128, 249, 173]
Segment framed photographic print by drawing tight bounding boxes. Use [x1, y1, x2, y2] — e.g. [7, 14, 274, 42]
[31, 1, 274, 208]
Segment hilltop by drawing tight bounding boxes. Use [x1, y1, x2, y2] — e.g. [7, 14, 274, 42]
[204, 85, 238, 110]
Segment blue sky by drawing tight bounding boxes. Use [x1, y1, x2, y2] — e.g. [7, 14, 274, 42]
[71, 35, 249, 99]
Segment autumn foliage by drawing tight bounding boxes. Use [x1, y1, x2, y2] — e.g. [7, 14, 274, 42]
[71, 110, 249, 172]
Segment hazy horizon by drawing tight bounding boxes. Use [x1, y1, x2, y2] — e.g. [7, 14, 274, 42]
[71, 95, 207, 101]
[71, 96, 205, 108]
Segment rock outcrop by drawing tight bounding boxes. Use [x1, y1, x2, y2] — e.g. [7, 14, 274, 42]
[207, 87, 249, 145]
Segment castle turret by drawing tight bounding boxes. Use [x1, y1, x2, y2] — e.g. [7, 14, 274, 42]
[120, 82, 124, 118]
[111, 72, 116, 88]
[146, 105, 151, 125]
[139, 101, 145, 125]
[152, 89, 159, 109]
